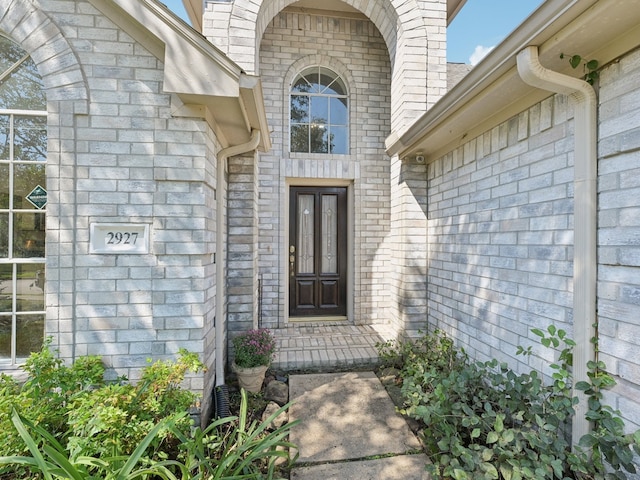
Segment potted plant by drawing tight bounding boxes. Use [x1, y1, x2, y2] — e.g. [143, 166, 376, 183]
[231, 328, 276, 392]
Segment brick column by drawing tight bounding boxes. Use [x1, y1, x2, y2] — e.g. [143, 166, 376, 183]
[226, 153, 259, 345]
[389, 156, 428, 339]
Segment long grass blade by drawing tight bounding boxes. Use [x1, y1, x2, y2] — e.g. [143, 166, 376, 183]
[9, 409, 54, 480]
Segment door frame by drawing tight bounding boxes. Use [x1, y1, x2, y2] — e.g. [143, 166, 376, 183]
[284, 179, 353, 323]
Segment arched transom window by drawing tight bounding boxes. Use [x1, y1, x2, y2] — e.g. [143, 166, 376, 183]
[0, 33, 47, 366]
[290, 67, 348, 155]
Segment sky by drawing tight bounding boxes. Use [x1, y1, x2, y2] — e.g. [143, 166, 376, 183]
[447, 0, 543, 65]
[161, 0, 543, 65]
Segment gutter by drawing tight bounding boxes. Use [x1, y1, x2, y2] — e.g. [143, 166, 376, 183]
[385, 0, 598, 160]
[213, 129, 261, 417]
[516, 46, 597, 447]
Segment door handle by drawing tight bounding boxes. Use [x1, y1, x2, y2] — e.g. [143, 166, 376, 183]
[289, 246, 295, 276]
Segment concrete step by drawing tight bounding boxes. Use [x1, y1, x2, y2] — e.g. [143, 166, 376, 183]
[270, 325, 390, 372]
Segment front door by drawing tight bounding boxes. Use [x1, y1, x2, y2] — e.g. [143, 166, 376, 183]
[289, 186, 347, 317]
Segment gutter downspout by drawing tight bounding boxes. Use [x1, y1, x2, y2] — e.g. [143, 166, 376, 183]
[516, 46, 597, 447]
[214, 129, 261, 417]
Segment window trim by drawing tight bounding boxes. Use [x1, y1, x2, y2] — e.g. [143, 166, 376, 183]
[289, 66, 349, 155]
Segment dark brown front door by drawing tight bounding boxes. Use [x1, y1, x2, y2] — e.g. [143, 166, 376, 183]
[289, 186, 347, 317]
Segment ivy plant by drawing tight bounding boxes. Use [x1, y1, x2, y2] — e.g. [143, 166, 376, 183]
[560, 53, 599, 85]
[386, 326, 640, 479]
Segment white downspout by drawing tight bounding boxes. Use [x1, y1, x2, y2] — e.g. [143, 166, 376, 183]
[516, 46, 597, 446]
[215, 129, 261, 390]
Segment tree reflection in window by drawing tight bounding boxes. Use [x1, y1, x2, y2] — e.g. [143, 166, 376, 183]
[290, 67, 348, 154]
[0, 34, 46, 364]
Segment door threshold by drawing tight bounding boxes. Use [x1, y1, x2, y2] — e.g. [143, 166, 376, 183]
[289, 315, 348, 323]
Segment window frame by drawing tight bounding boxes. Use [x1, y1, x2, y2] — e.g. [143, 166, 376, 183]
[289, 66, 349, 155]
[0, 34, 47, 367]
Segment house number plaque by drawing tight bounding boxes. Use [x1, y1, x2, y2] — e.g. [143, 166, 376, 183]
[90, 223, 150, 254]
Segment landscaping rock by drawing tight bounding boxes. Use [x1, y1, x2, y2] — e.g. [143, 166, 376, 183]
[264, 380, 288, 405]
[261, 401, 287, 430]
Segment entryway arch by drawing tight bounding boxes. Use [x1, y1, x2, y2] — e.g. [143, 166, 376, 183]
[206, 0, 445, 132]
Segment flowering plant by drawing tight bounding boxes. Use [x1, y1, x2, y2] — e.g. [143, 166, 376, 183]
[232, 328, 276, 368]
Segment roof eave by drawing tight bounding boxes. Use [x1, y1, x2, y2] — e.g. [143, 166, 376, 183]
[89, 0, 270, 151]
[387, 0, 640, 162]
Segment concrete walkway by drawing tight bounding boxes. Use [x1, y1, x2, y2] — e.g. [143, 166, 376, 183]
[288, 371, 431, 479]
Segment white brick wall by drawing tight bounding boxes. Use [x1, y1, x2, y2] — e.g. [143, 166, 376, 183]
[427, 47, 640, 433]
[2, 0, 221, 414]
[597, 48, 640, 432]
[256, 10, 393, 328]
[427, 95, 575, 375]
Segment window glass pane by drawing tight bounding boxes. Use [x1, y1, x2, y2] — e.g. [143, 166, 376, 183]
[0, 315, 10, 360]
[0, 36, 46, 111]
[14, 116, 46, 162]
[304, 71, 320, 93]
[13, 212, 45, 258]
[290, 67, 348, 154]
[330, 97, 348, 125]
[291, 124, 309, 153]
[16, 314, 44, 357]
[0, 213, 8, 257]
[292, 77, 312, 93]
[16, 263, 44, 311]
[0, 264, 12, 312]
[297, 195, 315, 274]
[330, 126, 348, 155]
[0, 115, 9, 161]
[0, 164, 9, 208]
[0, 35, 18, 72]
[310, 96, 328, 124]
[319, 68, 346, 95]
[310, 125, 329, 153]
[291, 95, 309, 123]
[13, 163, 46, 209]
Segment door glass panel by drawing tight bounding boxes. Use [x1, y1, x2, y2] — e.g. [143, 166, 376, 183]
[16, 314, 43, 357]
[16, 263, 44, 311]
[297, 194, 315, 274]
[321, 195, 337, 273]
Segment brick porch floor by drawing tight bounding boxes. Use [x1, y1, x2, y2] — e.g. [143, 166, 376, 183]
[270, 324, 394, 372]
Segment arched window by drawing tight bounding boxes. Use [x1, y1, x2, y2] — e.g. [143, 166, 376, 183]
[0, 34, 47, 366]
[290, 66, 348, 154]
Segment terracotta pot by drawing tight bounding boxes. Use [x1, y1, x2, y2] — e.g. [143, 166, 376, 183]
[232, 362, 268, 393]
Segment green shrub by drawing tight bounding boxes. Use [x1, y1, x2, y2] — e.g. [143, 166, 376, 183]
[390, 327, 640, 479]
[0, 343, 204, 478]
[0, 391, 298, 480]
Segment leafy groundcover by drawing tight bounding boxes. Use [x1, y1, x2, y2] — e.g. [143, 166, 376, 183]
[377, 327, 640, 480]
